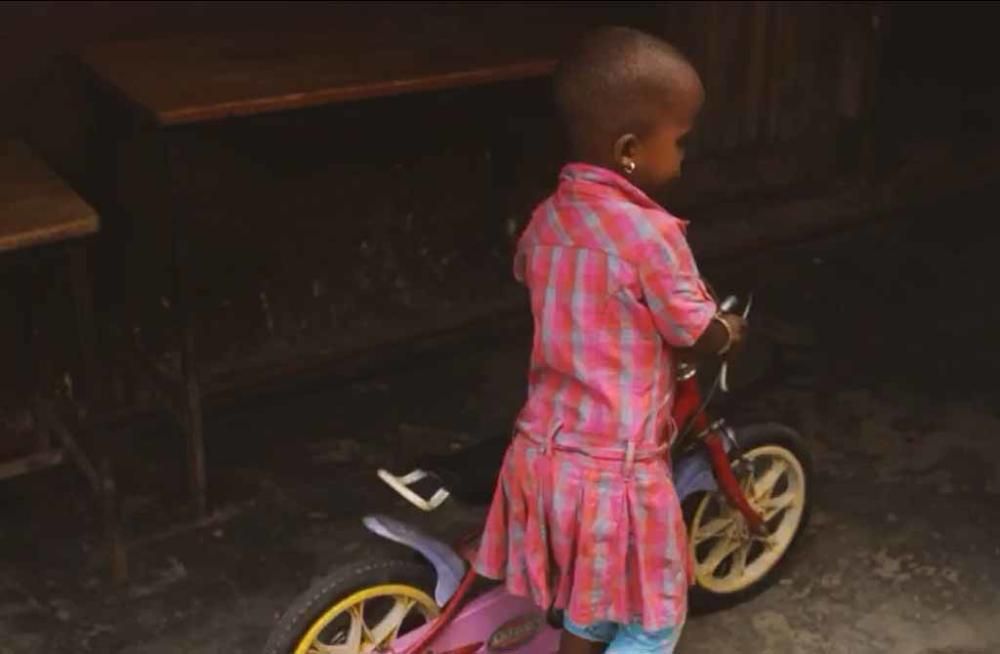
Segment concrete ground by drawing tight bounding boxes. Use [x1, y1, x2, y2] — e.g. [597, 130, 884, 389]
[1, 187, 999, 653]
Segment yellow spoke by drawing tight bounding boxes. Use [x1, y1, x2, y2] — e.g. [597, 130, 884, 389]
[294, 584, 440, 654]
[753, 460, 788, 499]
[321, 605, 365, 654]
[693, 516, 736, 545]
[726, 543, 750, 582]
[366, 598, 417, 649]
[758, 490, 796, 518]
[701, 533, 742, 576]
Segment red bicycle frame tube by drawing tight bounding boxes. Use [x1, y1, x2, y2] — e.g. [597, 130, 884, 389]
[672, 370, 767, 534]
[673, 373, 709, 435]
[704, 433, 766, 534]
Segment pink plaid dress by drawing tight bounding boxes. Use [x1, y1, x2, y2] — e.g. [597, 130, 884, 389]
[475, 163, 717, 631]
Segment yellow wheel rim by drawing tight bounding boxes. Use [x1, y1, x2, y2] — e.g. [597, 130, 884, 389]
[689, 444, 807, 594]
[294, 584, 440, 654]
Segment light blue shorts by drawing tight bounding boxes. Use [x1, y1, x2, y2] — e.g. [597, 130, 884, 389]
[564, 617, 683, 654]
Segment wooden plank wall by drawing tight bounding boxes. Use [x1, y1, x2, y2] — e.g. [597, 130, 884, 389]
[0, 2, 884, 438]
[676, 2, 879, 154]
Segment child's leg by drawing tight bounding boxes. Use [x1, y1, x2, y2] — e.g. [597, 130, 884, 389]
[603, 622, 683, 654]
[560, 618, 616, 654]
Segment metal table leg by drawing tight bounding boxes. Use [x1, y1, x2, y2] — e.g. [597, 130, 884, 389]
[7, 244, 126, 581]
[163, 132, 208, 518]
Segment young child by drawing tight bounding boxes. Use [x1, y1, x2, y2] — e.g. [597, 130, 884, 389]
[475, 27, 746, 654]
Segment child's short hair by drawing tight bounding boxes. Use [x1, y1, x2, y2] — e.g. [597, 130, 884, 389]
[554, 26, 696, 159]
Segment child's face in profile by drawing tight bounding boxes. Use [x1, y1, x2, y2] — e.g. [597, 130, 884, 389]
[629, 72, 703, 194]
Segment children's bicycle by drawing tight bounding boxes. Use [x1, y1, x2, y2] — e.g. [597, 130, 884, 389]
[263, 295, 813, 654]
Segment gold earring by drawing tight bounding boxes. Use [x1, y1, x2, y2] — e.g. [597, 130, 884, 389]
[622, 158, 637, 175]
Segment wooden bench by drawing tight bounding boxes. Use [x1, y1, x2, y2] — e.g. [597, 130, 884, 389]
[81, 27, 561, 127]
[0, 138, 124, 579]
[0, 140, 98, 252]
[79, 24, 568, 517]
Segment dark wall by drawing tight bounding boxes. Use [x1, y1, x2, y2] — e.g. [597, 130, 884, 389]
[876, 2, 1000, 139]
[1, 2, 896, 441]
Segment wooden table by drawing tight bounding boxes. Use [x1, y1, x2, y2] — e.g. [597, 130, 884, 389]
[0, 140, 99, 253]
[82, 29, 560, 127]
[80, 26, 563, 517]
[0, 139, 124, 579]
[1, 138, 100, 461]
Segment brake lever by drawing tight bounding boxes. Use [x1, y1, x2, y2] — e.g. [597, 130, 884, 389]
[742, 293, 754, 320]
[719, 295, 739, 313]
[720, 293, 753, 393]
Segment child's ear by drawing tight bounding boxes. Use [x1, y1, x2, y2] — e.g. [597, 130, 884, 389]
[614, 133, 640, 174]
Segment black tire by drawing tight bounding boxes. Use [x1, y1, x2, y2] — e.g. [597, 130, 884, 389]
[685, 423, 813, 614]
[262, 557, 439, 654]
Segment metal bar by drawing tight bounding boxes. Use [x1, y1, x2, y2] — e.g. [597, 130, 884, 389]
[0, 450, 64, 481]
[22, 252, 56, 447]
[36, 399, 101, 493]
[101, 459, 128, 583]
[181, 312, 207, 517]
[40, 394, 130, 583]
[162, 131, 209, 518]
[68, 240, 100, 407]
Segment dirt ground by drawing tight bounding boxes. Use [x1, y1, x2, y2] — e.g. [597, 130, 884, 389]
[1, 186, 999, 653]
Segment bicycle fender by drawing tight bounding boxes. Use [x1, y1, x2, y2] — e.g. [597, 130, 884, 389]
[362, 514, 466, 606]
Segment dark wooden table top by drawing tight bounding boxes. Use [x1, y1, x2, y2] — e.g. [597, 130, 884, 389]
[81, 24, 565, 127]
[0, 140, 99, 254]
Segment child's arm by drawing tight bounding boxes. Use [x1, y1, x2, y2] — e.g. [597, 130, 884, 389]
[688, 313, 746, 358]
[637, 229, 746, 358]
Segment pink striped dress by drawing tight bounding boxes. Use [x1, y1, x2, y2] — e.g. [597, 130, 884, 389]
[474, 163, 717, 631]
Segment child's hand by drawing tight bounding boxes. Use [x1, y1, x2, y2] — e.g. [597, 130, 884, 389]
[691, 313, 747, 359]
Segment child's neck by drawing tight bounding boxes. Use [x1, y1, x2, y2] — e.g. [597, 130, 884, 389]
[568, 159, 664, 199]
